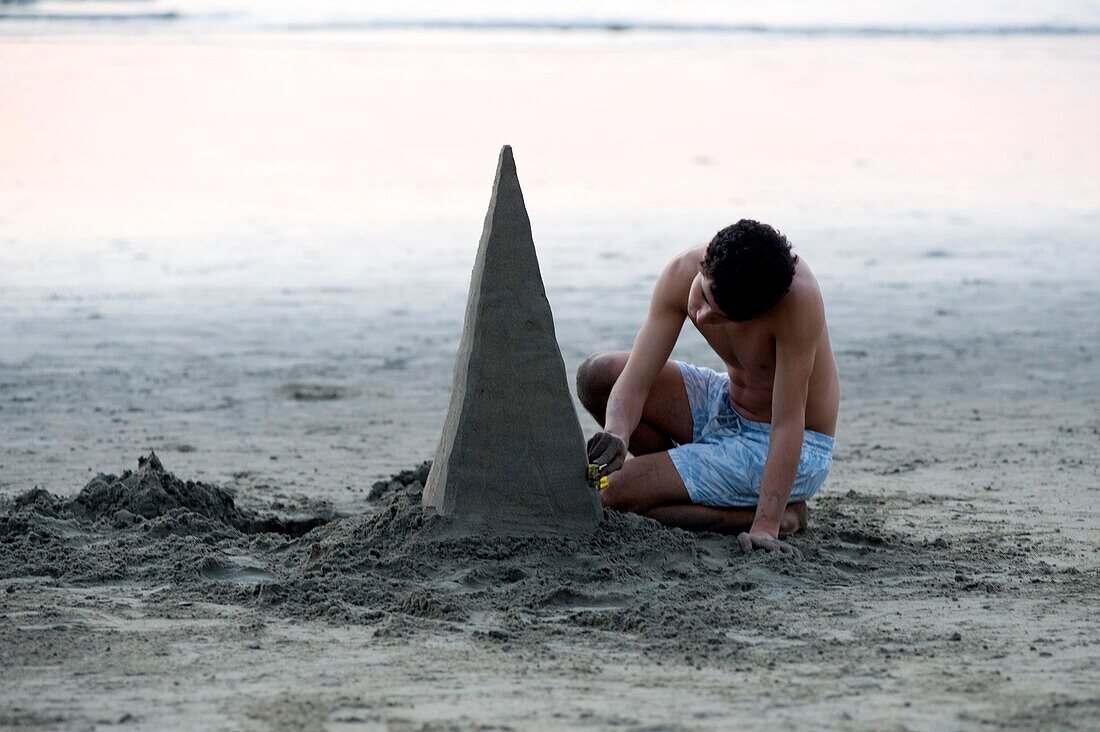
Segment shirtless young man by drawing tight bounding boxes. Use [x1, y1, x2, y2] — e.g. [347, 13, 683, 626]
[576, 220, 840, 555]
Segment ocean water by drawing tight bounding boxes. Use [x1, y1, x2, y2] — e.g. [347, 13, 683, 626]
[2, 8, 1098, 343]
[1, 25, 1097, 316]
[3, 0, 1100, 35]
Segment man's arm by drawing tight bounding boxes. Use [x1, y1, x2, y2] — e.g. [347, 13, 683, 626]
[738, 296, 822, 554]
[590, 259, 688, 473]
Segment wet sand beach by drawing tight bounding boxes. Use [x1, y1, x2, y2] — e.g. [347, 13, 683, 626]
[2, 27, 1099, 730]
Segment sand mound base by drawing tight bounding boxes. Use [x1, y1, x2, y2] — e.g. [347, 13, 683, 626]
[2, 454, 1076, 664]
[0, 453, 332, 584]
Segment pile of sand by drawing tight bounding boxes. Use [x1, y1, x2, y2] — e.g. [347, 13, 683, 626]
[0, 453, 329, 584]
[1, 453, 1000, 662]
[72, 451, 250, 528]
[5, 453, 1048, 665]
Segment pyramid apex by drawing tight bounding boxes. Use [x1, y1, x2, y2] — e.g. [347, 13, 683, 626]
[495, 145, 516, 179]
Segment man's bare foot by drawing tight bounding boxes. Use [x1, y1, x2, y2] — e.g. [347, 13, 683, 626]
[780, 502, 808, 535]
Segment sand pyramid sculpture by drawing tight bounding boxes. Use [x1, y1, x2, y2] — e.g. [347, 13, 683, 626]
[422, 146, 602, 535]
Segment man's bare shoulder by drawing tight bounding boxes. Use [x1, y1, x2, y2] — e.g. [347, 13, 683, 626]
[664, 247, 706, 281]
[770, 257, 825, 336]
[652, 247, 705, 311]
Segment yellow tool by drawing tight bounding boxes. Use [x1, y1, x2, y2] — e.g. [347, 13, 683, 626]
[587, 463, 610, 491]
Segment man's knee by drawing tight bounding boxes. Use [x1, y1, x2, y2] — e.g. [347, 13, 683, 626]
[575, 351, 627, 416]
[602, 482, 642, 517]
[598, 473, 646, 515]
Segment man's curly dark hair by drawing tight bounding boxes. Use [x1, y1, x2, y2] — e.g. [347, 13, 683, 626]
[701, 219, 797, 322]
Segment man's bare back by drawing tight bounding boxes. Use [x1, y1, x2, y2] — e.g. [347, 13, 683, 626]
[577, 220, 839, 554]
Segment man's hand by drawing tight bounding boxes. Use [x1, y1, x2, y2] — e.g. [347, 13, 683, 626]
[587, 431, 627, 476]
[737, 531, 802, 558]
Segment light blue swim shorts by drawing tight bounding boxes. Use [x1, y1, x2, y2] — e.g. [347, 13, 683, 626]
[668, 361, 835, 508]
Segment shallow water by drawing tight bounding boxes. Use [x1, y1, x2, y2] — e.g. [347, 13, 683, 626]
[4, 0, 1100, 35]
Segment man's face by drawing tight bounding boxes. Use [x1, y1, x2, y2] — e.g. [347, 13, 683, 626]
[689, 269, 730, 325]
